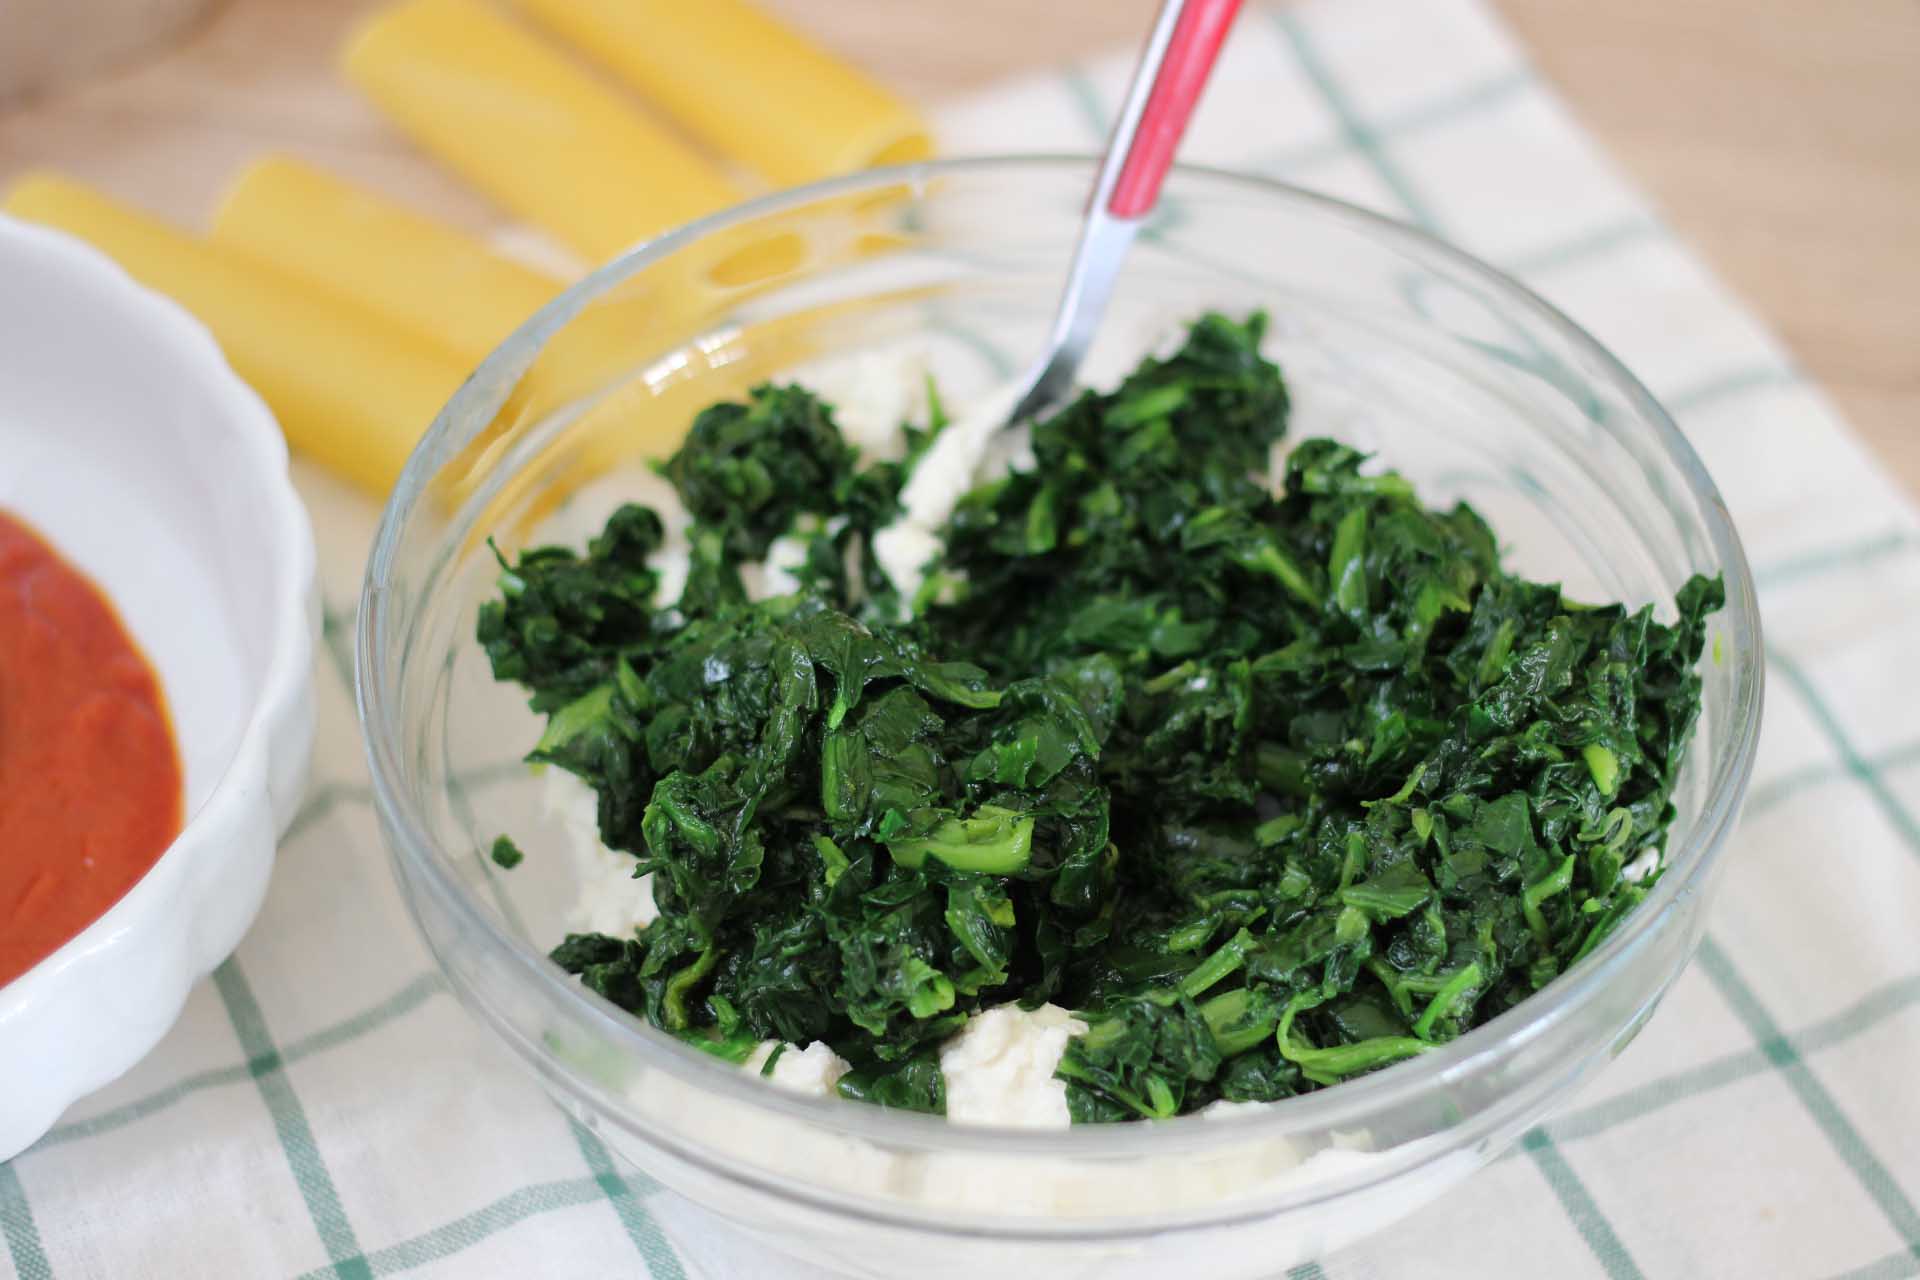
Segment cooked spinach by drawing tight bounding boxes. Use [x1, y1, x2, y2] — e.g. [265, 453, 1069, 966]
[480, 313, 1719, 1121]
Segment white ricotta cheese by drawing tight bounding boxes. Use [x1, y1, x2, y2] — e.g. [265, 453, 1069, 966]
[545, 769, 657, 935]
[616, 1052, 1434, 1233]
[872, 379, 1024, 604]
[745, 532, 810, 601]
[870, 521, 944, 606]
[938, 1002, 1088, 1129]
[741, 1040, 853, 1098]
[793, 348, 927, 463]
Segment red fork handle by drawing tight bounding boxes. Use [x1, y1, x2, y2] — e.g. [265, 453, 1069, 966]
[1107, 0, 1245, 219]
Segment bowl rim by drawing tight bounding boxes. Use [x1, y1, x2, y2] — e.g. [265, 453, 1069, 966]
[358, 155, 1763, 1169]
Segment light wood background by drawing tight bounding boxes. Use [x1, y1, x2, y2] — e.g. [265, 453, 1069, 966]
[1, 0, 1913, 494]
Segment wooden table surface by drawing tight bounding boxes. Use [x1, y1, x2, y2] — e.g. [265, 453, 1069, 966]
[2, 0, 1914, 495]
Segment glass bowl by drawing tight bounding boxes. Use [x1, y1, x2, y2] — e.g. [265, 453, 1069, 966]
[358, 157, 1762, 1279]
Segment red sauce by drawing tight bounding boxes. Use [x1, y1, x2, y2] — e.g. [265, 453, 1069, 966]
[0, 511, 183, 986]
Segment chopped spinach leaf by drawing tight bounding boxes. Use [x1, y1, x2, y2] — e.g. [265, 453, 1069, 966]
[487, 313, 1719, 1120]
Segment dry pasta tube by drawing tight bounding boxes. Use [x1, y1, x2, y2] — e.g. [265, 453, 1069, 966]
[510, 0, 931, 187]
[342, 0, 740, 264]
[212, 155, 564, 366]
[208, 155, 785, 496]
[4, 173, 469, 497]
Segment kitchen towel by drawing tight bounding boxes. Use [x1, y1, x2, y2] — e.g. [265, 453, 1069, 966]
[5, 1, 1917, 1277]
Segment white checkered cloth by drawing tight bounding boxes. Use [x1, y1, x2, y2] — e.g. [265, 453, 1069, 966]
[6, 1, 1918, 1276]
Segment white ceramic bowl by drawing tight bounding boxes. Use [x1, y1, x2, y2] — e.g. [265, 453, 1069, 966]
[0, 215, 318, 1160]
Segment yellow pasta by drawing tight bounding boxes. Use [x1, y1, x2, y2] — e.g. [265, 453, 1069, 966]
[211, 155, 668, 414]
[211, 155, 564, 367]
[207, 159, 833, 505]
[342, 0, 741, 264]
[3, 173, 469, 496]
[509, 0, 931, 187]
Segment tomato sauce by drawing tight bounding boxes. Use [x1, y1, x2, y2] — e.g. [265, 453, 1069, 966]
[0, 511, 183, 986]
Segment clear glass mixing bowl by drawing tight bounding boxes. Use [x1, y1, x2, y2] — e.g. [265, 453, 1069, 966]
[358, 157, 1762, 1279]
